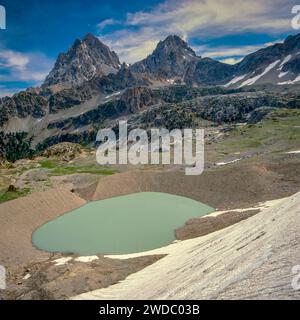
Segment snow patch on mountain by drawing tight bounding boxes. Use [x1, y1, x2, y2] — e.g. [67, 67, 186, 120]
[278, 71, 289, 78]
[278, 74, 300, 85]
[224, 74, 247, 87]
[278, 54, 292, 70]
[239, 60, 280, 87]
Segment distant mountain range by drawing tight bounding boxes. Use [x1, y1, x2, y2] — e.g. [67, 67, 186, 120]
[43, 32, 300, 89]
[1, 32, 300, 159]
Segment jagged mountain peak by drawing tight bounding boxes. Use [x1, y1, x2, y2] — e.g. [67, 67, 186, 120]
[81, 33, 115, 53]
[130, 34, 200, 80]
[156, 34, 197, 56]
[43, 33, 121, 88]
[83, 32, 97, 43]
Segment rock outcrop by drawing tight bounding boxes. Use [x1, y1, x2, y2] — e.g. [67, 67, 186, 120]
[117, 87, 155, 113]
[0, 92, 48, 126]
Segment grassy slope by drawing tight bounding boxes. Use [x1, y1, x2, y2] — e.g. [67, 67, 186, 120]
[38, 159, 117, 176]
[206, 109, 300, 163]
[0, 188, 31, 203]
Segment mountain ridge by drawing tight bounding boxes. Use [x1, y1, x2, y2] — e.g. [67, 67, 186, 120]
[35, 32, 300, 90]
[128, 33, 300, 87]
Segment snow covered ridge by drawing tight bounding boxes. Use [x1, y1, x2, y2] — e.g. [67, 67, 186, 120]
[224, 52, 300, 88]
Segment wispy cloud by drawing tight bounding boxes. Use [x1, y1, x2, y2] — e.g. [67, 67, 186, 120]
[97, 18, 119, 31]
[99, 27, 161, 63]
[125, 0, 291, 37]
[0, 50, 29, 71]
[195, 38, 285, 64]
[197, 43, 275, 59]
[98, 0, 294, 63]
[0, 48, 54, 84]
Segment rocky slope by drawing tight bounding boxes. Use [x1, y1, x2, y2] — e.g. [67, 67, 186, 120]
[226, 33, 300, 87]
[0, 92, 48, 126]
[184, 57, 234, 86]
[117, 87, 156, 113]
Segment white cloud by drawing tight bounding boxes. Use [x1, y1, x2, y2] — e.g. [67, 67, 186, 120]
[0, 48, 54, 84]
[125, 0, 292, 36]
[99, 27, 161, 63]
[0, 50, 29, 71]
[98, 0, 294, 63]
[195, 38, 285, 63]
[97, 18, 118, 31]
[196, 43, 271, 59]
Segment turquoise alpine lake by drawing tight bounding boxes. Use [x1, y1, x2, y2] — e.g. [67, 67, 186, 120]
[32, 192, 214, 255]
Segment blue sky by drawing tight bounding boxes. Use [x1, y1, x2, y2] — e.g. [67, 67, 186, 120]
[0, 0, 299, 96]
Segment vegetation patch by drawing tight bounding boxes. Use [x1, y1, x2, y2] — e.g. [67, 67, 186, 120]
[39, 159, 117, 176]
[0, 187, 31, 203]
[217, 109, 300, 153]
[0, 132, 34, 162]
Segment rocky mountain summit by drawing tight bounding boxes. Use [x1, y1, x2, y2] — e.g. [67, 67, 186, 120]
[130, 35, 200, 81]
[128, 34, 236, 86]
[43, 33, 121, 87]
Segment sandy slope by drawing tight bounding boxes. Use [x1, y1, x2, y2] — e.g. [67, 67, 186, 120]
[0, 188, 86, 267]
[91, 162, 300, 210]
[74, 192, 300, 300]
